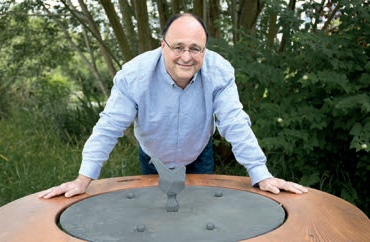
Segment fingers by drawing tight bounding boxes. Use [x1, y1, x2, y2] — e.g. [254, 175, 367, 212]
[258, 178, 308, 195]
[293, 183, 308, 193]
[264, 184, 280, 194]
[65, 187, 79, 198]
[38, 185, 69, 199]
[259, 181, 281, 194]
[38, 181, 86, 199]
[280, 181, 308, 194]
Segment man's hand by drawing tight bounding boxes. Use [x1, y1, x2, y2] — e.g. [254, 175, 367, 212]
[258, 177, 308, 194]
[38, 175, 92, 199]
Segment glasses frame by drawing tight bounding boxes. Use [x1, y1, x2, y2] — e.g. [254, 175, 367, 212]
[162, 38, 205, 57]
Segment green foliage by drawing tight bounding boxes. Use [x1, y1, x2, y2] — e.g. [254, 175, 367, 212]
[0, 0, 369, 220]
[211, 0, 370, 216]
[0, 5, 72, 85]
[0, 100, 139, 208]
[0, 80, 13, 120]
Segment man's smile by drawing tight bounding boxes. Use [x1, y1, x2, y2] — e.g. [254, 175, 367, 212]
[176, 63, 194, 69]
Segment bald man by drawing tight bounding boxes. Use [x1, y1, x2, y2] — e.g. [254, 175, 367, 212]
[39, 13, 307, 199]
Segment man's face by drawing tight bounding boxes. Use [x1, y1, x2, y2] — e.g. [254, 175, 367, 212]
[161, 16, 207, 87]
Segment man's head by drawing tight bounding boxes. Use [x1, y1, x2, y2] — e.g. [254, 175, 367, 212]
[161, 14, 208, 88]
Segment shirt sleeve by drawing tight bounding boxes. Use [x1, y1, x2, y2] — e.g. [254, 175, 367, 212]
[213, 71, 273, 186]
[79, 73, 137, 179]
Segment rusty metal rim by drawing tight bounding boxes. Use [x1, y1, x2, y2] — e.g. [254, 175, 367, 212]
[0, 174, 369, 242]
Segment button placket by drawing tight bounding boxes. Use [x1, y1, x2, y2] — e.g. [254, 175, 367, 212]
[176, 90, 187, 157]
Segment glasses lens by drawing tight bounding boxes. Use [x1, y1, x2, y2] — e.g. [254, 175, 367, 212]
[190, 49, 201, 56]
[173, 48, 184, 56]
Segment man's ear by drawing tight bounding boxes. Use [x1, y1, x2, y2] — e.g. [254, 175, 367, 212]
[160, 39, 165, 49]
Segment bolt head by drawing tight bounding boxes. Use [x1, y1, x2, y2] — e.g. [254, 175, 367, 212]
[214, 191, 223, 197]
[206, 223, 215, 230]
[126, 192, 134, 199]
[136, 224, 146, 232]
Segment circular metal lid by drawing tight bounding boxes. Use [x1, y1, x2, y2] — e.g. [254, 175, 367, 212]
[60, 186, 285, 241]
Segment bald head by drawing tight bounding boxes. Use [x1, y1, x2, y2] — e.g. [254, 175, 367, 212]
[162, 13, 209, 44]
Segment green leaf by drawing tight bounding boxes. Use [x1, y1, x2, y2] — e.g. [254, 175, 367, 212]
[349, 123, 362, 136]
[364, 61, 370, 72]
[299, 172, 320, 186]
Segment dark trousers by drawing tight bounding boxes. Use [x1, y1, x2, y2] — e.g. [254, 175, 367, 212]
[139, 137, 214, 174]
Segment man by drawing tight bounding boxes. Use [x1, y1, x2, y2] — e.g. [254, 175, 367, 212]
[39, 13, 307, 199]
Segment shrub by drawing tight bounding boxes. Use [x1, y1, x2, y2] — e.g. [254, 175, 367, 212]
[211, 0, 370, 216]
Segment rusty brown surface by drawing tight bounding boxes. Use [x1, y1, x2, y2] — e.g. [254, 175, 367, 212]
[0, 174, 369, 241]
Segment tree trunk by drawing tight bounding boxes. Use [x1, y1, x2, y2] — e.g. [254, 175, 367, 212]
[99, 0, 133, 62]
[172, 0, 180, 14]
[118, 0, 138, 56]
[157, 0, 170, 30]
[135, 0, 153, 52]
[203, 0, 207, 27]
[181, 0, 188, 12]
[77, 0, 117, 79]
[238, 0, 264, 32]
[230, 0, 238, 43]
[267, 12, 277, 46]
[193, 0, 203, 18]
[208, 0, 220, 39]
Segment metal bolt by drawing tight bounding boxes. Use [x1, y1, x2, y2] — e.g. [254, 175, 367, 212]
[214, 191, 223, 197]
[135, 224, 146, 232]
[126, 192, 134, 199]
[206, 223, 215, 230]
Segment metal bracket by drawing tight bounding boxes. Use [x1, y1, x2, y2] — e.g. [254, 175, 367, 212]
[150, 157, 186, 212]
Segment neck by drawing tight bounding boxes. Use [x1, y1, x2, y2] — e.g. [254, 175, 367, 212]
[167, 71, 192, 89]
[174, 79, 190, 89]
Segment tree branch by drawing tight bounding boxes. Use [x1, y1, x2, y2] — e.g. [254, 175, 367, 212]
[59, 0, 122, 67]
[312, 0, 326, 33]
[322, 2, 341, 32]
[40, 1, 108, 98]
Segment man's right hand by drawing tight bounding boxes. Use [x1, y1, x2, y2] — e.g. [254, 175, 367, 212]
[38, 174, 92, 199]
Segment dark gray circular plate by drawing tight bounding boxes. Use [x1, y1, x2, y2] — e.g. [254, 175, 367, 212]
[60, 186, 285, 242]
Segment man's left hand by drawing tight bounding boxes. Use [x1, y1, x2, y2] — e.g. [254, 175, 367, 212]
[258, 177, 308, 194]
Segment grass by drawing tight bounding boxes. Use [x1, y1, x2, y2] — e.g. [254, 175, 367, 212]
[0, 109, 140, 207]
[0, 105, 244, 207]
[2, 108, 369, 218]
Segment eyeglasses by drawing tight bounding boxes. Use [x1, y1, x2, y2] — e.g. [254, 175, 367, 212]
[163, 38, 204, 57]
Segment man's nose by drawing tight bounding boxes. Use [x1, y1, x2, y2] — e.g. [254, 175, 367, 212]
[180, 50, 192, 62]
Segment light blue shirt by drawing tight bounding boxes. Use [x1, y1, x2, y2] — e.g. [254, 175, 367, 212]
[79, 47, 272, 185]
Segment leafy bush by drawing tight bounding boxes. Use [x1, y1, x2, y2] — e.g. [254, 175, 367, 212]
[14, 75, 106, 143]
[211, 0, 370, 216]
